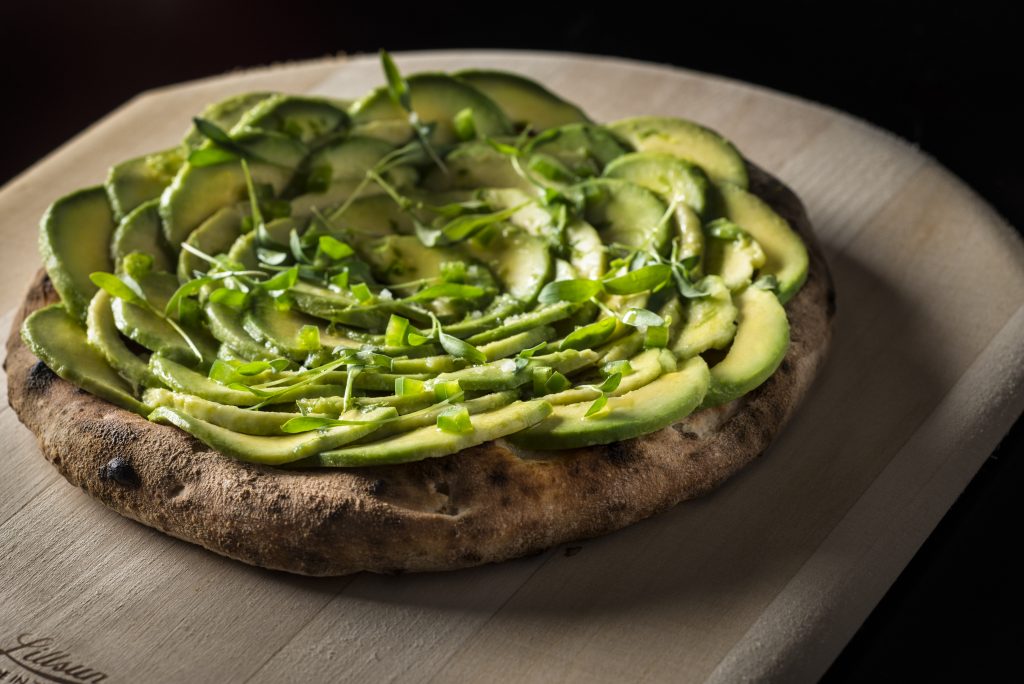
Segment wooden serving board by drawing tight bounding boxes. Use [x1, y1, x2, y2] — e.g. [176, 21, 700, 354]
[1, 51, 1022, 683]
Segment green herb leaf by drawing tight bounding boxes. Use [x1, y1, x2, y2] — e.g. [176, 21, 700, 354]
[487, 139, 522, 159]
[438, 202, 530, 243]
[280, 416, 344, 433]
[209, 287, 248, 310]
[705, 218, 746, 240]
[584, 393, 609, 418]
[414, 219, 443, 247]
[603, 264, 672, 295]
[440, 260, 467, 282]
[257, 247, 289, 266]
[621, 307, 665, 328]
[208, 359, 240, 384]
[188, 146, 239, 167]
[560, 316, 617, 351]
[380, 49, 412, 112]
[237, 361, 272, 376]
[437, 405, 473, 433]
[164, 277, 211, 317]
[433, 380, 463, 401]
[406, 283, 485, 302]
[240, 159, 265, 229]
[384, 314, 410, 347]
[350, 282, 372, 303]
[260, 265, 298, 293]
[538, 278, 603, 304]
[89, 272, 145, 305]
[531, 366, 553, 394]
[289, 229, 310, 265]
[395, 375, 425, 395]
[121, 252, 154, 280]
[453, 107, 476, 141]
[296, 324, 321, 351]
[545, 370, 571, 394]
[596, 372, 622, 393]
[193, 117, 239, 150]
[672, 268, 712, 299]
[753, 274, 779, 292]
[602, 359, 633, 377]
[644, 324, 670, 349]
[518, 342, 547, 360]
[439, 331, 487, 363]
[318, 235, 354, 261]
[330, 270, 350, 290]
[528, 154, 576, 183]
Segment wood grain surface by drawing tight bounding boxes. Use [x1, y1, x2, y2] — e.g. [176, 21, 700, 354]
[1, 51, 1021, 684]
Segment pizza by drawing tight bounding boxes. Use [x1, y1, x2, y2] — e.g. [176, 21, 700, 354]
[5, 55, 834, 575]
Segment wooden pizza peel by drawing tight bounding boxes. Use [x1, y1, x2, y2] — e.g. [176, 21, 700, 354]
[1, 51, 1021, 683]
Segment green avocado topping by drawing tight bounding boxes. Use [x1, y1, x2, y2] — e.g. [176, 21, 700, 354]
[26, 51, 809, 468]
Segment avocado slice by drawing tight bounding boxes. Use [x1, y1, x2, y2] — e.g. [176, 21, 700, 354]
[603, 151, 709, 215]
[704, 227, 766, 291]
[111, 199, 175, 274]
[350, 73, 513, 144]
[160, 130, 306, 247]
[22, 304, 149, 415]
[234, 94, 349, 144]
[463, 225, 552, 302]
[177, 205, 243, 282]
[243, 294, 361, 360]
[478, 326, 554, 361]
[672, 276, 739, 360]
[327, 192, 415, 236]
[464, 301, 576, 345]
[300, 391, 438, 417]
[39, 186, 116, 322]
[602, 151, 708, 259]
[204, 298, 276, 361]
[524, 123, 629, 177]
[110, 271, 219, 367]
[610, 116, 748, 189]
[149, 354, 351, 407]
[144, 388, 298, 436]
[306, 135, 397, 181]
[353, 390, 517, 442]
[455, 70, 591, 131]
[150, 405, 396, 465]
[510, 355, 709, 449]
[86, 289, 157, 392]
[182, 92, 273, 150]
[105, 147, 184, 220]
[349, 119, 416, 146]
[426, 140, 533, 192]
[306, 399, 552, 467]
[579, 178, 672, 253]
[702, 285, 789, 408]
[717, 182, 809, 303]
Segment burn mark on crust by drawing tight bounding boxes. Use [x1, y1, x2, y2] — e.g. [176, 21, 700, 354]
[99, 456, 140, 487]
[5, 163, 834, 577]
[25, 360, 56, 391]
[603, 439, 640, 466]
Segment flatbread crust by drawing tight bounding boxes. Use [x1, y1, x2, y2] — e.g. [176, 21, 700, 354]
[5, 164, 834, 576]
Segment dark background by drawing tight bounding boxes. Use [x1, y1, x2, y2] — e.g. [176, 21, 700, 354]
[3, 1, 1021, 678]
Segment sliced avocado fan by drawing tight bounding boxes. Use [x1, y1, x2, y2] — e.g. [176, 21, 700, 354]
[28, 57, 808, 467]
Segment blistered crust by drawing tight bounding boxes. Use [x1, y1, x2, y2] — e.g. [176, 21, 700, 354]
[5, 165, 834, 575]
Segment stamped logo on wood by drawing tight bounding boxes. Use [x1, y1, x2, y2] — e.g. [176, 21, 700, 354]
[0, 634, 108, 684]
